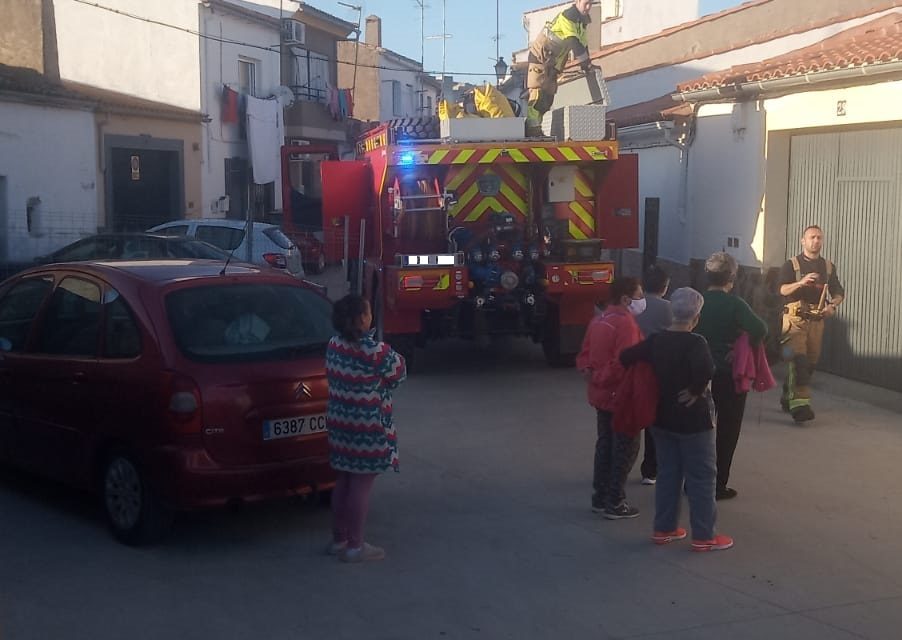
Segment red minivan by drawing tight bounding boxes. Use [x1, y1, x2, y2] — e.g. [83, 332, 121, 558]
[0, 260, 336, 544]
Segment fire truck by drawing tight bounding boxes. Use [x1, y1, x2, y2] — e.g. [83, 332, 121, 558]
[281, 117, 638, 369]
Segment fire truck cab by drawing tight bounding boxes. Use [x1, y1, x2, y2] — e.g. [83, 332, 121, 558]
[283, 118, 638, 369]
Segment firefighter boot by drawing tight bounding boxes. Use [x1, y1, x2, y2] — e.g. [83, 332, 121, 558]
[787, 355, 815, 423]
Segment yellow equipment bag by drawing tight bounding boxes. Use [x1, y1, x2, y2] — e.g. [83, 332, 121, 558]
[438, 99, 462, 121]
[474, 84, 515, 118]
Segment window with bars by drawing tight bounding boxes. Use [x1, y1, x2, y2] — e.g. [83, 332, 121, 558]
[291, 47, 330, 103]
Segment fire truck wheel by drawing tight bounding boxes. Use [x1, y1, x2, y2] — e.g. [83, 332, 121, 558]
[386, 333, 417, 373]
[542, 309, 576, 368]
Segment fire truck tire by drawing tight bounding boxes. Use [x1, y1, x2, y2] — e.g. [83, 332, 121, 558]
[542, 308, 576, 368]
[386, 333, 417, 373]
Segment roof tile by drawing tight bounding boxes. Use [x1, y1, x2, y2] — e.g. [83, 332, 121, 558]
[677, 12, 902, 92]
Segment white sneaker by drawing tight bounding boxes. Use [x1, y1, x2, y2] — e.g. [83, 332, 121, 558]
[641, 477, 657, 485]
[340, 542, 386, 563]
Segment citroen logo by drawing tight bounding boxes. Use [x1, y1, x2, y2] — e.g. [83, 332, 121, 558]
[295, 382, 313, 400]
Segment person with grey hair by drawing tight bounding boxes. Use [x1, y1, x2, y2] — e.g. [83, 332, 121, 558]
[694, 252, 767, 501]
[620, 287, 733, 552]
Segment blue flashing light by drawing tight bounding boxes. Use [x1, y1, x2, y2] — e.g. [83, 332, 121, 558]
[399, 151, 416, 166]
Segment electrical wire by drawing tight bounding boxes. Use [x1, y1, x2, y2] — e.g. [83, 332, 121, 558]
[70, 0, 504, 78]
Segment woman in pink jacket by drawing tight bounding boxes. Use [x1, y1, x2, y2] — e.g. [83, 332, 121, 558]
[577, 277, 645, 519]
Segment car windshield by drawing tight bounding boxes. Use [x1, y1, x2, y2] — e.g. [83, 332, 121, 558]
[166, 283, 333, 363]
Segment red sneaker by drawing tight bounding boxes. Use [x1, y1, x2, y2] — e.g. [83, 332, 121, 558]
[691, 534, 734, 552]
[651, 528, 688, 545]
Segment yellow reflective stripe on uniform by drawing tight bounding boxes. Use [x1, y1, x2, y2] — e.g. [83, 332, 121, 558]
[429, 149, 450, 164]
[452, 149, 475, 164]
[569, 201, 595, 230]
[533, 148, 555, 162]
[568, 220, 589, 240]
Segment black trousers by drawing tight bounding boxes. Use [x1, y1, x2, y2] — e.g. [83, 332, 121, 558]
[640, 429, 657, 479]
[593, 410, 640, 508]
[711, 370, 748, 490]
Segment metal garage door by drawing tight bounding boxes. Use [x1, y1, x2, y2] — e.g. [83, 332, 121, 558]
[787, 128, 902, 390]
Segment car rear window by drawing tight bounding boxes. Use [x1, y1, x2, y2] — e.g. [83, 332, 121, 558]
[262, 227, 294, 250]
[166, 283, 333, 363]
[168, 240, 229, 260]
[196, 226, 245, 251]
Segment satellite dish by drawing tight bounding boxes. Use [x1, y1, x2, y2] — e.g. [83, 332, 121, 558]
[274, 85, 296, 108]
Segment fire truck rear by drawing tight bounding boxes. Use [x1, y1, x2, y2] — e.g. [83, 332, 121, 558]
[286, 115, 638, 368]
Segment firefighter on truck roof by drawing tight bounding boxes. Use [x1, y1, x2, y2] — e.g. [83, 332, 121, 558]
[526, 0, 594, 132]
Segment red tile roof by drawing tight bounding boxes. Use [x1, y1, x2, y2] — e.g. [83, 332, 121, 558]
[677, 12, 902, 92]
[606, 93, 691, 127]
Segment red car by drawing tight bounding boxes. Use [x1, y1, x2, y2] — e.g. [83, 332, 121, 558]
[0, 260, 336, 544]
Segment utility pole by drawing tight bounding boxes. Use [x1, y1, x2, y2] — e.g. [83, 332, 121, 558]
[338, 2, 362, 98]
[426, 0, 452, 78]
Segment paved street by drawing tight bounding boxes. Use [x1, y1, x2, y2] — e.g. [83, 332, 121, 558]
[1, 327, 902, 639]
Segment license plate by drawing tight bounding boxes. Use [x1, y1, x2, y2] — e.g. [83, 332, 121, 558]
[262, 414, 327, 441]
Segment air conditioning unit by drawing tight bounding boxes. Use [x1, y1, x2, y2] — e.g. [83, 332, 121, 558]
[281, 19, 305, 45]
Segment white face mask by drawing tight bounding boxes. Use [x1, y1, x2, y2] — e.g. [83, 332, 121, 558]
[628, 297, 647, 316]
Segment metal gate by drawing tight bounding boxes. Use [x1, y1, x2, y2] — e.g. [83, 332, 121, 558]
[786, 128, 902, 390]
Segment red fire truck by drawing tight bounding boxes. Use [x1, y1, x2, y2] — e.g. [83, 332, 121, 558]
[281, 119, 638, 368]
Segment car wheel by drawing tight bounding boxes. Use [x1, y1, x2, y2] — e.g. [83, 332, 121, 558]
[103, 452, 173, 546]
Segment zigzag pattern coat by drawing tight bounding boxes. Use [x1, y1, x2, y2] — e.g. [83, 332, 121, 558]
[325, 333, 407, 473]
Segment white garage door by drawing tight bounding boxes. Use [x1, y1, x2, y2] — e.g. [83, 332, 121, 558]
[787, 127, 902, 390]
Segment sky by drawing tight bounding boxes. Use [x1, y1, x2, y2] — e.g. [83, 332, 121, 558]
[300, 0, 745, 83]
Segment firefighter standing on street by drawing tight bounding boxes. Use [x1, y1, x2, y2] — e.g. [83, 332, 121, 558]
[526, 0, 594, 132]
[778, 225, 845, 423]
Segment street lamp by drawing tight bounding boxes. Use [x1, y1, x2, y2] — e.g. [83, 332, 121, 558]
[494, 56, 508, 84]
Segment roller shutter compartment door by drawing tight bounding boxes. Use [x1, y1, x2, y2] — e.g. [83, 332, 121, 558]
[786, 128, 902, 390]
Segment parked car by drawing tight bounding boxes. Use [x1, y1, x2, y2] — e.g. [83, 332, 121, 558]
[36, 233, 231, 263]
[0, 261, 336, 544]
[148, 220, 308, 275]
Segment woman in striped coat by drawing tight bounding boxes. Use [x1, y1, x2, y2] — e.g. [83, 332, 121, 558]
[325, 295, 407, 563]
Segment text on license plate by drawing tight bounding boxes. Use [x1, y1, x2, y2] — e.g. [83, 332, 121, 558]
[263, 414, 327, 441]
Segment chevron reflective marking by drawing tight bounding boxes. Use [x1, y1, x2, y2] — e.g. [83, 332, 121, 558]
[569, 220, 590, 240]
[451, 149, 476, 164]
[477, 149, 502, 164]
[569, 201, 595, 237]
[507, 148, 529, 163]
[534, 148, 555, 162]
[559, 147, 581, 162]
[428, 149, 450, 164]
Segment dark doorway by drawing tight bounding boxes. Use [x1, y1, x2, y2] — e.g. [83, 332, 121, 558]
[110, 148, 180, 231]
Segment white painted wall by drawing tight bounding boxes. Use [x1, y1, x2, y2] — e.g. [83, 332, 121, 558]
[687, 101, 767, 267]
[628, 144, 686, 263]
[0, 103, 98, 261]
[514, 0, 698, 63]
[603, 0, 698, 46]
[52, 0, 201, 110]
[200, 4, 283, 214]
[377, 58, 439, 120]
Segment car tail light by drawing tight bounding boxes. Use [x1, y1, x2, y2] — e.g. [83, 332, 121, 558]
[263, 252, 288, 269]
[164, 372, 203, 435]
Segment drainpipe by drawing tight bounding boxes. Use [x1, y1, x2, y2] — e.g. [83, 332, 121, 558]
[661, 116, 696, 265]
[672, 60, 902, 104]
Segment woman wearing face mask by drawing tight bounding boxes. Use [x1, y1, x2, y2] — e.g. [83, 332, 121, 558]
[577, 277, 646, 519]
[693, 252, 768, 501]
